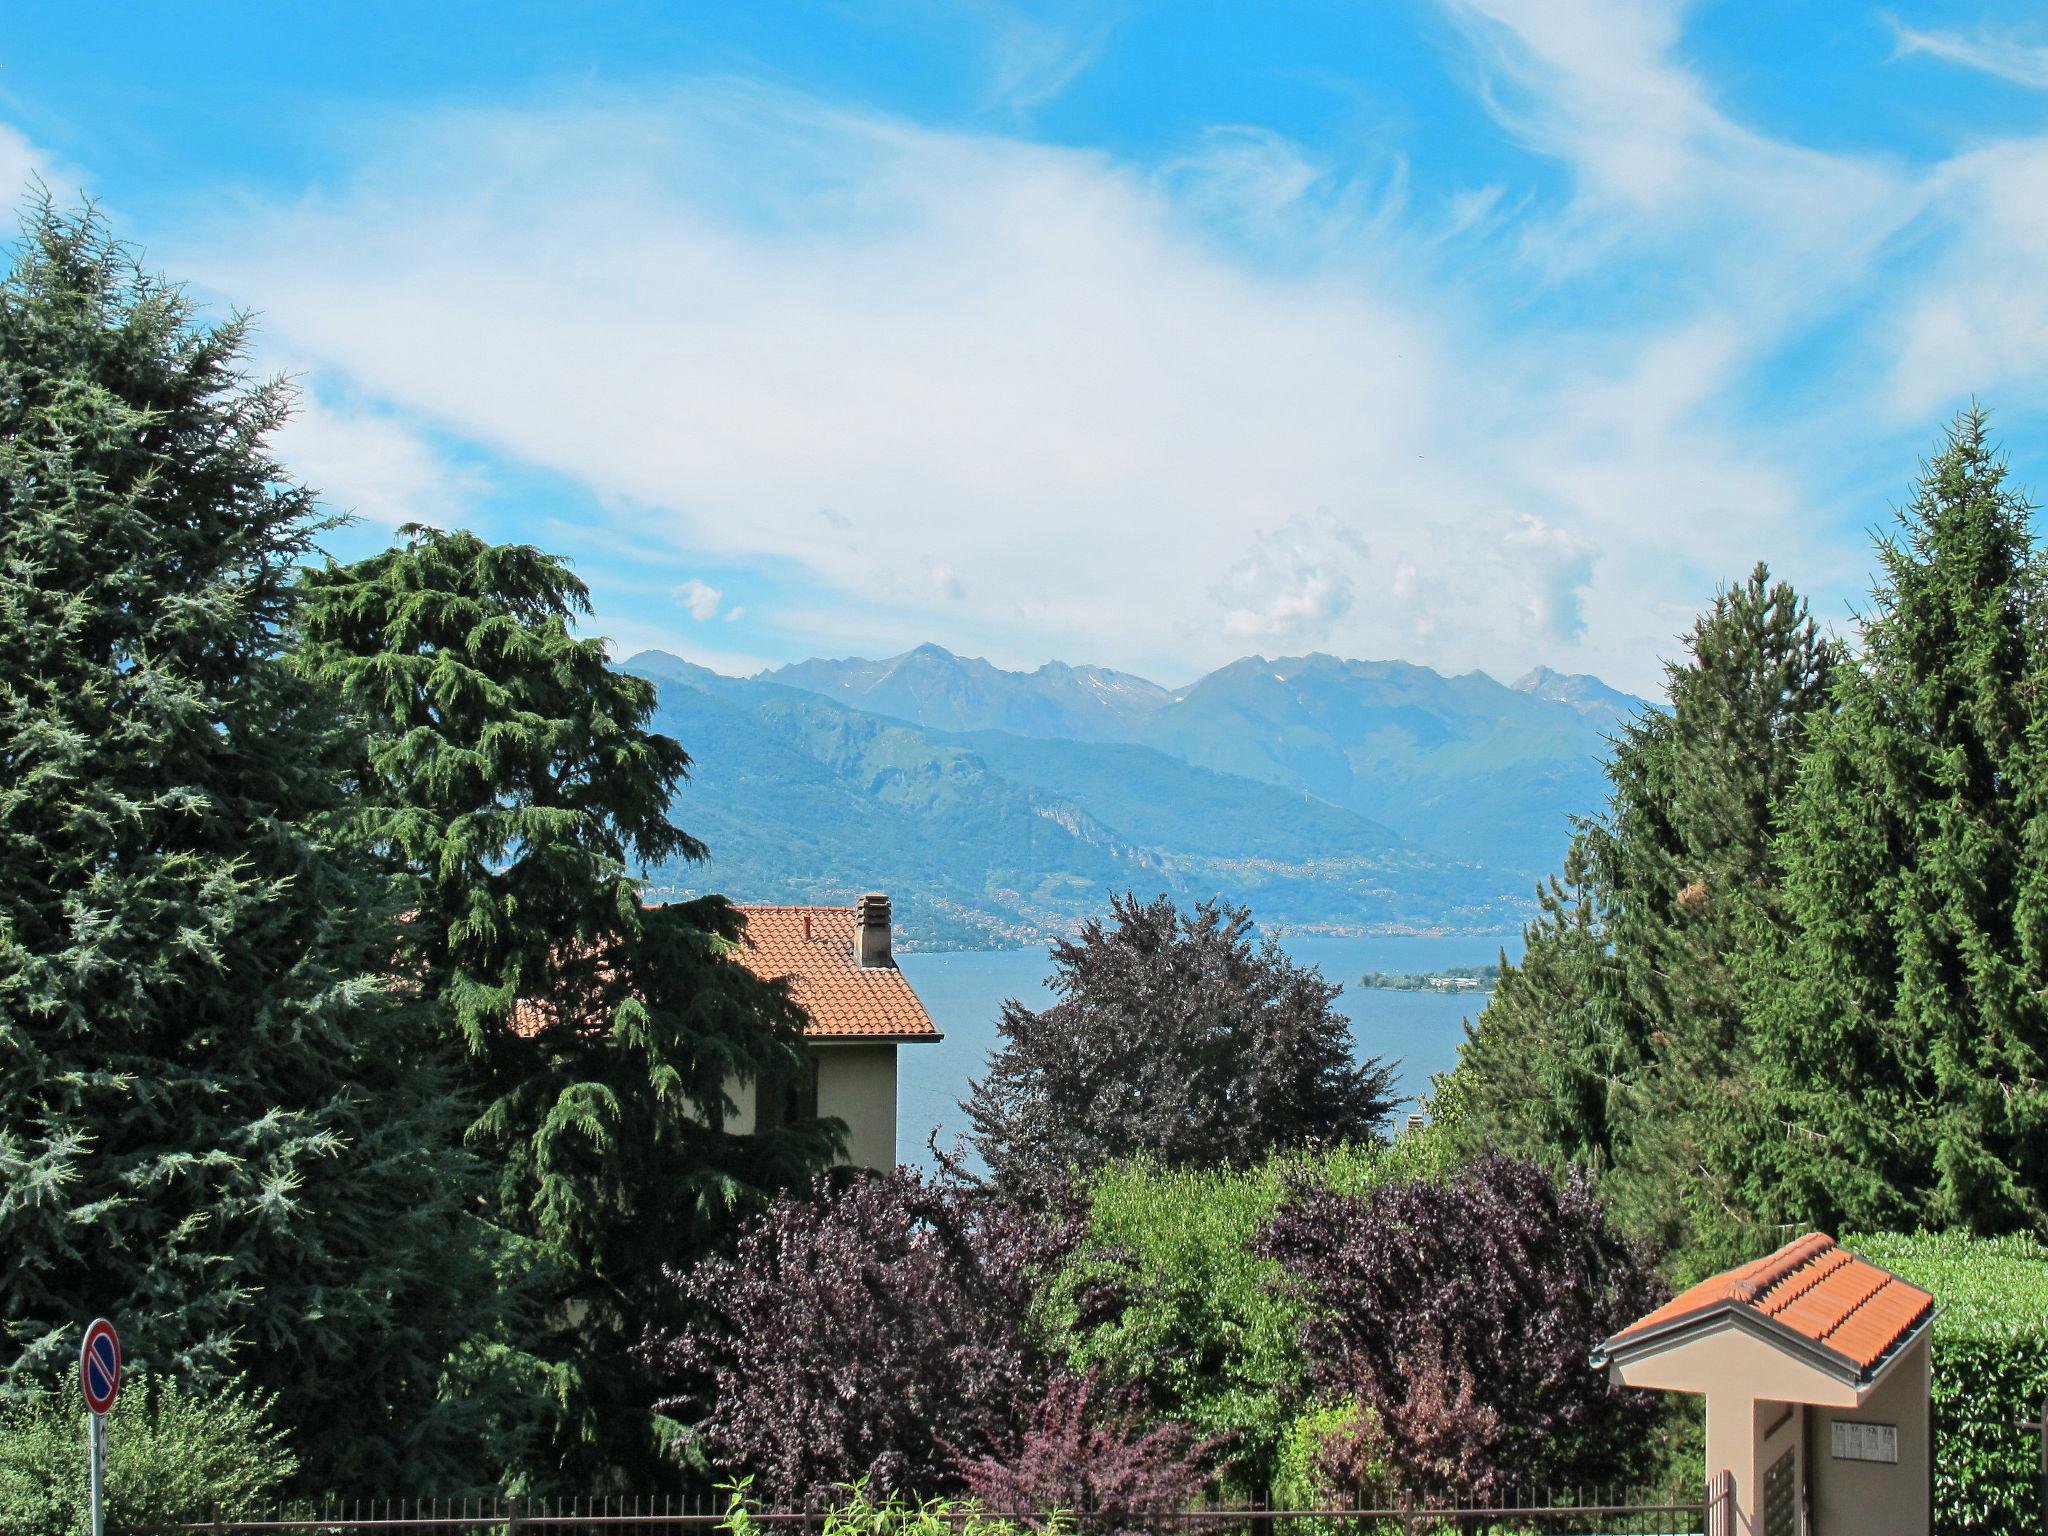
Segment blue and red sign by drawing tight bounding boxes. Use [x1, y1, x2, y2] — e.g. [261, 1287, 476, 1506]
[80, 1318, 121, 1414]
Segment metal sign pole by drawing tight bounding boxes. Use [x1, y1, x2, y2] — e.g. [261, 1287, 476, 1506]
[89, 1408, 106, 1536]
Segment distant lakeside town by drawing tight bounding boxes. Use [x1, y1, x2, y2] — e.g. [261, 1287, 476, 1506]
[1355, 964, 1500, 993]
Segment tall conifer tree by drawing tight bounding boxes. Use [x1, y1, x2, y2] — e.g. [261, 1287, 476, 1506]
[1597, 567, 1835, 1266]
[1447, 565, 1834, 1270]
[0, 204, 497, 1487]
[295, 527, 837, 1486]
[1443, 840, 1625, 1174]
[1739, 408, 2048, 1236]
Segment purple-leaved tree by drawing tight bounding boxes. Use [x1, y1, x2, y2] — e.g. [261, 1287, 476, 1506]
[643, 1171, 1085, 1501]
[1257, 1155, 1663, 1506]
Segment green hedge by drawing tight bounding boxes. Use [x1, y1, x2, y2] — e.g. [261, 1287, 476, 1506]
[1849, 1231, 2048, 1536]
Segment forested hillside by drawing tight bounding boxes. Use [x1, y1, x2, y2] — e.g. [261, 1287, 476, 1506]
[763, 647, 1645, 880]
[626, 652, 1531, 948]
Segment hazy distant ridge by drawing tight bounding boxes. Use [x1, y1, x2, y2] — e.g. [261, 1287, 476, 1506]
[626, 648, 1554, 950]
[756, 645, 1649, 878]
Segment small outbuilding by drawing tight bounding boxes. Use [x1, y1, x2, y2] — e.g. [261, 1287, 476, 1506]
[1593, 1232, 1935, 1536]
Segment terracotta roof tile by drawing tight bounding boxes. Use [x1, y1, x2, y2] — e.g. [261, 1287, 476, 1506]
[1609, 1233, 1932, 1378]
[733, 905, 941, 1041]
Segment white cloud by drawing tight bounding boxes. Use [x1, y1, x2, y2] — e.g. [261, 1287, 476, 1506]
[1886, 139, 2048, 417]
[1440, 0, 1910, 308]
[1211, 510, 1369, 649]
[1888, 16, 2048, 90]
[975, 5, 1114, 116]
[271, 392, 485, 531]
[168, 55, 1889, 693]
[672, 577, 724, 621]
[0, 124, 86, 224]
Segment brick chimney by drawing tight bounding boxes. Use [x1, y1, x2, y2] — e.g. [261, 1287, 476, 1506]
[856, 892, 893, 968]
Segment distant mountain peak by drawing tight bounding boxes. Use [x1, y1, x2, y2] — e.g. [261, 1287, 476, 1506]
[759, 644, 1174, 742]
[1511, 665, 1647, 724]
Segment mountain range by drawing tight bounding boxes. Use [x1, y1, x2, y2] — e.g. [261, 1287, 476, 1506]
[627, 644, 1649, 951]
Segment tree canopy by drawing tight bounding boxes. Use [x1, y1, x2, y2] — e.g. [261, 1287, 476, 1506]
[294, 526, 838, 1486]
[0, 202, 494, 1488]
[963, 894, 1399, 1187]
[1737, 407, 2048, 1238]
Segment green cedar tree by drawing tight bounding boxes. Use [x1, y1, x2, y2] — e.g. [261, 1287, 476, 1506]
[1446, 565, 1834, 1272]
[0, 202, 501, 1489]
[1597, 566, 1836, 1267]
[1442, 838, 1625, 1175]
[293, 526, 837, 1487]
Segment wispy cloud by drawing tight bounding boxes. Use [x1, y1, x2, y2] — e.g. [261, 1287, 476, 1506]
[165, 68, 1868, 692]
[272, 391, 487, 533]
[974, 3, 1116, 116]
[149, 0, 2048, 692]
[1888, 15, 2048, 90]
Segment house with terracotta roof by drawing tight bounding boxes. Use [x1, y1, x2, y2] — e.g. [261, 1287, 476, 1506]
[727, 892, 941, 1169]
[1593, 1232, 1934, 1536]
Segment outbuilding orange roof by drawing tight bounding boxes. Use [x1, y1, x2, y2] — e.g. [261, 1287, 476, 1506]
[1607, 1233, 1933, 1378]
[733, 905, 942, 1041]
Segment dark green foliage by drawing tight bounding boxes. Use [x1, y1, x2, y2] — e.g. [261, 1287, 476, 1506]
[1850, 1230, 2048, 1536]
[1444, 564, 1836, 1270]
[294, 529, 837, 1486]
[0, 1374, 296, 1536]
[1443, 842, 1622, 1177]
[1741, 410, 2048, 1237]
[963, 895, 1399, 1188]
[0, 202, 494, 1488]
[1597, 564, 1837, 1265]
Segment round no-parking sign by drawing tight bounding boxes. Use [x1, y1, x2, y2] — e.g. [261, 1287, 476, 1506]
[80, 1317, 121, 1414]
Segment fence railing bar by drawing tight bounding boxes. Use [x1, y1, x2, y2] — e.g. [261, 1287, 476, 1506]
[107, 1501, 1714, 1535]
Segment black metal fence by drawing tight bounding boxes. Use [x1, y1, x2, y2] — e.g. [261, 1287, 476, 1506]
[97, 1488, 1717, 1536]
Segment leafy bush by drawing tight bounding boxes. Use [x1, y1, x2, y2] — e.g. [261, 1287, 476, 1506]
[1271, 1399, 1380, 1533]
[0, 1374, 295, 1536]
[719, 1478, 1044, 1536]
[649, 1172, 1083, 1500]
[955, 1373, 1215, 1533]
[1259, 1155, 1663, 1505]
[1043, 1140, 1459, 1494]
[1849, 1231, 2048, 1536]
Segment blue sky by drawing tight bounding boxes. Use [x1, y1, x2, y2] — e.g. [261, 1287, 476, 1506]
[7, 1, 2048, 693]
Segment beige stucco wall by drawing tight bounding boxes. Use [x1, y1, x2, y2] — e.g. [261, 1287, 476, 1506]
[723, 1074, 758, 1135]
[815, 1041, 899, 1170]
[1616, 1324, 1863, 1407]
[1613, 1320, 1932, 1536]
[1807, 1333, 1931, 1536]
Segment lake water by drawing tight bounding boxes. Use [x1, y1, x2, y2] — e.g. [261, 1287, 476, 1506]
[895, 930, 1524, 1169]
